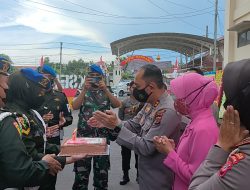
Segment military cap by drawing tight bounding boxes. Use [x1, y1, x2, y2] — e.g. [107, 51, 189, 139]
[20, 68, 51, 91]
[39, 64, 57, 78]
[90, 64, 104, 76]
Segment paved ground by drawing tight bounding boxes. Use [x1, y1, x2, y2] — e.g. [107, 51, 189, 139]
[56, 101, 139, 190]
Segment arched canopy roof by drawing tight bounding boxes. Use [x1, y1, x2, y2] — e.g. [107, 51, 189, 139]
[110, 33, 215, 56]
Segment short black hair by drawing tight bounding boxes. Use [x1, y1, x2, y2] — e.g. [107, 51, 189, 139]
[188, 67, 204, 76]
[140, 64, 164, 89]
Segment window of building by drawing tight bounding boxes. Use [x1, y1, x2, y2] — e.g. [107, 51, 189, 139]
[238, 29, 250, 47]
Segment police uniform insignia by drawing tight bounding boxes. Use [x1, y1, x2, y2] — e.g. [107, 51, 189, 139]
[154, 109, 166, 125]
[145, 105, 151, 113]
[153, 100, 160, 108]
[13, 121, 22, 136]
[219, 152, 246, 177]
[139, 115, 146, 126]
[39, 78, 50, 89]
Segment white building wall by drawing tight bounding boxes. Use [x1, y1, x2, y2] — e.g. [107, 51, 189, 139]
[224, 0, 250, 66]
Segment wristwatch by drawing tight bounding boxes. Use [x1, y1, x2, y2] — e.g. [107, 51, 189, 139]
[113, 123, 122, 133]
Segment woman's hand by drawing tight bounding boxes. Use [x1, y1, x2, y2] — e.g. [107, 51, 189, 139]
[217, 106, 249, 152]
[153, 136, 175, 155]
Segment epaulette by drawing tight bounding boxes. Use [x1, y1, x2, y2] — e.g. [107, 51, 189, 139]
[219, 148, 246, 177]
[0, 111, 23, 136]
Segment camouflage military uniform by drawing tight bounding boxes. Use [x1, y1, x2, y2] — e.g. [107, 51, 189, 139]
[73, 89, 118, 190]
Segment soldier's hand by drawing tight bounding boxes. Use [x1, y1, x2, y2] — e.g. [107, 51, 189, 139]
[99, 80, 106, 91]
[217, 106, 249, 152]
[83, 77, 92, 91]
[46, 125, 59, 137]
[59, 112, 66, 128]
[92, 110, 120, 129]
[43, 111, 54, 122]
[65, 154, 88, 164]
[42, 154, 62, 176]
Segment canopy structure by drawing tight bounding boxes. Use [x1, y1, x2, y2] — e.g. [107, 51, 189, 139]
[110, 33, 215, 57]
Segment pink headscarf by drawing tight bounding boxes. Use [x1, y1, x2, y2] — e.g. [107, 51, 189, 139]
[170, 73, 218, 116]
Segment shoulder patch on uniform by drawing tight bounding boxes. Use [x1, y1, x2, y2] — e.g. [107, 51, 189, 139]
[219, 152, 246, 177]
[17, 116, 30, 136]
[13, 121, 22, 136]
[154, 109, 167, 125]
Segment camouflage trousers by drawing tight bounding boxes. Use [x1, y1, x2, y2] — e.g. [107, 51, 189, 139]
[72, 155, 110, 190]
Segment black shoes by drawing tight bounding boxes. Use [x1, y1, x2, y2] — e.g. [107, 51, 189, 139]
[120, 172, 130, 185]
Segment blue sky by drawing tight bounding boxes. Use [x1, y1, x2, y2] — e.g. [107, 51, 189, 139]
[0, 0, 225, 65]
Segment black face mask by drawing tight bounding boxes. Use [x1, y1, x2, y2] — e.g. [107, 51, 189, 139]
[133, 85, 152, 103]
[33, 95, 45, 109]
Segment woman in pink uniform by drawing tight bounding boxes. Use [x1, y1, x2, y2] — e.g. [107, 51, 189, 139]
[153, 73, 219, 190]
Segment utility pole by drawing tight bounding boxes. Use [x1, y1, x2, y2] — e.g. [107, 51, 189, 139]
[59, 42, 63, 79]
[213, 0, 218, 71]
[206, 25, 208, 38]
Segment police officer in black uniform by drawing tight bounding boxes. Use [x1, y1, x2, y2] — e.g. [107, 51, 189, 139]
[37, 64, 73, 146]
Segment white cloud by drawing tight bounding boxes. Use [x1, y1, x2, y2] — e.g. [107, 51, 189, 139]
[15, 0, 109, 47]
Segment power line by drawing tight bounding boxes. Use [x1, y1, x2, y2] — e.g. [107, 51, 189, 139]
[0, 42, 59, 46]
[23, 0, 214, 19]
[63, 42, 109, 49]
[11, 0, 171, 25]
[147, 0, 208, 32]
[2, 47, 59, 50]
[163, 0, 198, 10]
[0, 41, 109, 49]
[13, 0, 214, 26]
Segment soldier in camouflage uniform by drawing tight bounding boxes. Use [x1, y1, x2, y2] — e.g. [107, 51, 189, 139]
[72, 64, 121, 190]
